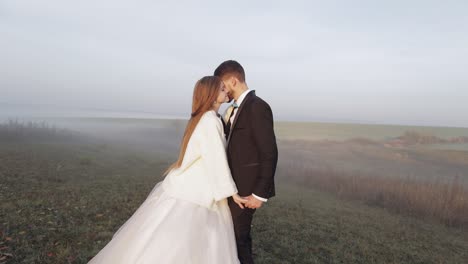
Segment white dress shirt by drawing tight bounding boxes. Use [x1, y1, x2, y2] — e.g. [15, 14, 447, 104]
[229, 89, 268, 203]
[229, 89, 252, 124]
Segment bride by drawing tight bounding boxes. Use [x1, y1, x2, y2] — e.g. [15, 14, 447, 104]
[88, 76, 247, 264]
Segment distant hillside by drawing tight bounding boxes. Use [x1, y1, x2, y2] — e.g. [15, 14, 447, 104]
[385, 131, 468, 147]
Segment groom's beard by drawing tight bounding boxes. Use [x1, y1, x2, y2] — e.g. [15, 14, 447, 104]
[227, 93, 234, 102]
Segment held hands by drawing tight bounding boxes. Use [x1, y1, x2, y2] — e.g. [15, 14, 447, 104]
[232, 194, 249, 209]
[244, 195, 263, 209]
[232, 194, 264, 209]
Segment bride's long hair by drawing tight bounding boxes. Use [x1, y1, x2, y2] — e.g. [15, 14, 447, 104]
[164, 76, 222, 176]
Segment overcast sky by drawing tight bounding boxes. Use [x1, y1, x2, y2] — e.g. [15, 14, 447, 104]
[1, 0, 467, 127]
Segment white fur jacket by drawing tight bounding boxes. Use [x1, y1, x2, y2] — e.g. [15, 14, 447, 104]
[162, 110, 238, 210]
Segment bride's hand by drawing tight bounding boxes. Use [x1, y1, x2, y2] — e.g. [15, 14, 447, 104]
[232, 193, 248, 209]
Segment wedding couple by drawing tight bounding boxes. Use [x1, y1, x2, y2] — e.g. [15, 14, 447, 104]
[88, 60, 278, 264]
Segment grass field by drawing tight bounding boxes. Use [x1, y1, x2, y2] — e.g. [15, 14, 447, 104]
[1, 119, 468, 263]
[1, 140, 467, 263]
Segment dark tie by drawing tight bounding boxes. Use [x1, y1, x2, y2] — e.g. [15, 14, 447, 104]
[225, 104, 238, 139]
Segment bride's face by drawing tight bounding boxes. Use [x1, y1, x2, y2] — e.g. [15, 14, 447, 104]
[216, 82, 229, 104]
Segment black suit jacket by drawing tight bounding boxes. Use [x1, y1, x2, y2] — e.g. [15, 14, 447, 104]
[225, 91, 278, 199]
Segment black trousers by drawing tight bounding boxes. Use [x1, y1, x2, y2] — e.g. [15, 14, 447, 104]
[228, 197, 257, 264]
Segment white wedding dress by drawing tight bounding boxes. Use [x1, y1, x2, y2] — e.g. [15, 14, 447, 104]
[88, 110, 240, 264]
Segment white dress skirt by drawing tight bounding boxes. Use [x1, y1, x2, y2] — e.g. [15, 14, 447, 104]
[87, 182, 240, 264]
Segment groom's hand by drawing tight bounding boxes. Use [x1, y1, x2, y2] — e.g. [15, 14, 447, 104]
[245, 195, 263, 209]
[232, 193, 249, 209]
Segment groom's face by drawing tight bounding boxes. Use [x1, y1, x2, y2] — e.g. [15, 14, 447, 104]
[221, 76, 235, 102]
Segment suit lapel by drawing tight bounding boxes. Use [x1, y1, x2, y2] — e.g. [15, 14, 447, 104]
[227, 90, 255, 145]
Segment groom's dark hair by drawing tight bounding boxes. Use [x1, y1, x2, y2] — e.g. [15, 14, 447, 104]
[214, 60, 246, 83]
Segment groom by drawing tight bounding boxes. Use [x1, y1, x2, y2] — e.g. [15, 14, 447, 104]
[214, 60, 278, 264]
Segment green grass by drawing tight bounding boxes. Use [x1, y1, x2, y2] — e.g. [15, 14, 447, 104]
[254, 184, 468, 263]
[1, 142, 467, 263]
[0, 142, 169, 263]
